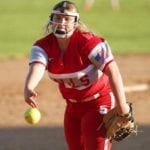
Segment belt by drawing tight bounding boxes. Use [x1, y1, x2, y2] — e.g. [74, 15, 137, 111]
[67, 93, 101, 103]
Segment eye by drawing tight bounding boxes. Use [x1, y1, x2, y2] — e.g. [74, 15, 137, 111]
[53, 14, 75, 23]
[53, 15, 62, 22]
[65, 16, 75, 22]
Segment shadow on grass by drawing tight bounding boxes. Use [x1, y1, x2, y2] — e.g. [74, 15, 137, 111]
[0, 125, 149, 150]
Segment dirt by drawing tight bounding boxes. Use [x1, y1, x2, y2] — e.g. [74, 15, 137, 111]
[0, 54, 150, 150]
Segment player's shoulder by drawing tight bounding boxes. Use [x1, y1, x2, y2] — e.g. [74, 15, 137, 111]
[76, 31, 105, 41]
[33, 33, 55, 47]
[32, 33, 57, 53]
[77, 32, 105, 49]
[75, 31, 105, 44]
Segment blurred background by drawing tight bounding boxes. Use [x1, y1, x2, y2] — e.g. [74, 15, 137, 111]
[0, 0, 150, 58]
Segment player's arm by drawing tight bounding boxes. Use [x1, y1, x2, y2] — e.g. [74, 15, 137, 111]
[24, 63, 46, 108]
[24, 45, 48, 107]
[88, 39, 129, 115]
[103, 61, 129, 115]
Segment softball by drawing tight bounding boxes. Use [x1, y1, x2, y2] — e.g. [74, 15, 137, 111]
[24, 108, 41, 124]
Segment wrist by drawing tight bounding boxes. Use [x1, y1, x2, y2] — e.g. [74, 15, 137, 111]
[117, 102, 130, 116]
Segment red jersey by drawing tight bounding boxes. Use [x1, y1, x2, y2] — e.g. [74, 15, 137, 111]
[29, 31, 114, 101]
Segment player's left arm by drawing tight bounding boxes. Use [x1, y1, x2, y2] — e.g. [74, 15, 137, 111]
[88, 40, 129, 115]
[104, 61, 129, 115]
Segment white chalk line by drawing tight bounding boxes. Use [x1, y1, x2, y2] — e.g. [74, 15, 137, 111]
[125, 83, 150, 93]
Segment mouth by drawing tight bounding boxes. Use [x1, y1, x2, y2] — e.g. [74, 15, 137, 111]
[55, 29, 66, 35]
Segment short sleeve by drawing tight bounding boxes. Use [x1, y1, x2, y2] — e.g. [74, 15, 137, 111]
[29, 45, 48, 66]
[88, 40, 114, 71]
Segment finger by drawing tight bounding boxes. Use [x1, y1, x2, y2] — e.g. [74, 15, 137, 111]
[26, 98, 38, 108]
[30, 99, 38, 108]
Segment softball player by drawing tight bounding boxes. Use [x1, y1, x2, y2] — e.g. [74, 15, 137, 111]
[24, 1, 129, 150]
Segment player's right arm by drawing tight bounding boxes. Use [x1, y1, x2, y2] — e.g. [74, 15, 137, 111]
[24, 44, 48, 107]
[24, 63, 46, 108]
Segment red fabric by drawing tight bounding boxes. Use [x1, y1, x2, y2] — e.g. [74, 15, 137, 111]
[64, 93, 113, 150]
[34, 31, 112, 101]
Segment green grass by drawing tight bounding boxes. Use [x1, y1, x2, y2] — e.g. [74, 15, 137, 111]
[0, 0, 150, 58]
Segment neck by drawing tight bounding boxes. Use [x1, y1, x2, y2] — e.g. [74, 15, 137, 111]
[57, 38, 70, 51]
[57, 38, 70, 56]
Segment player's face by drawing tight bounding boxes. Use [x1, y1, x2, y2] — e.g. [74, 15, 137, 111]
[52, 14, 76, 34]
